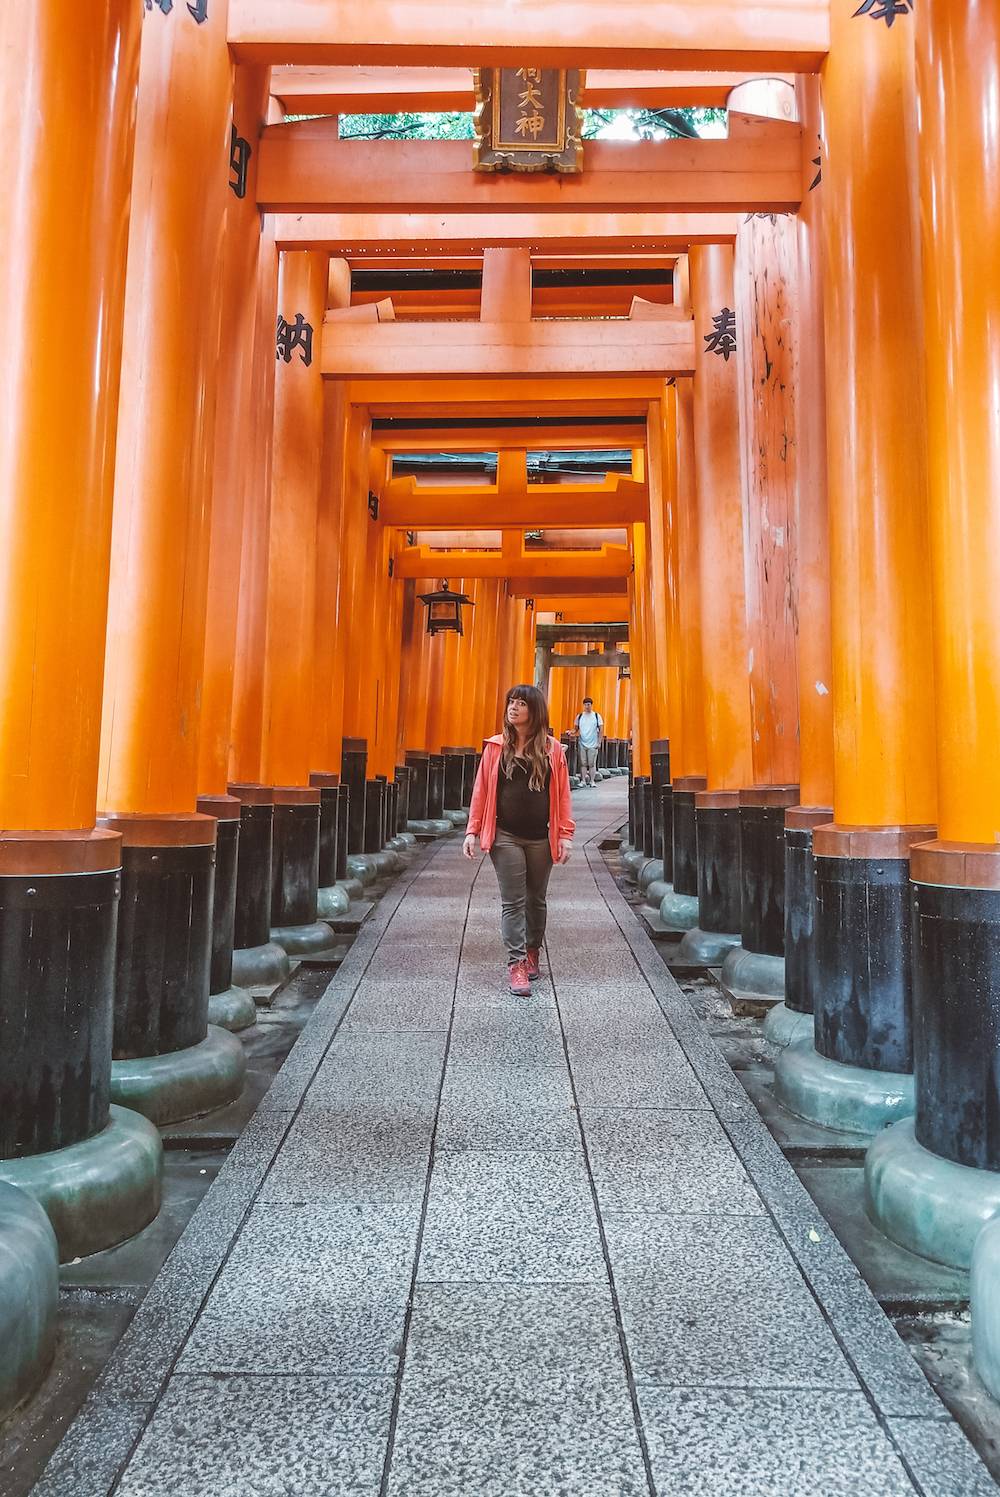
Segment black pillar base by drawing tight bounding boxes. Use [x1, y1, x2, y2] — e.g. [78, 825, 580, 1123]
[650, 740, 671, 870]
[671, 776, 706, 898]
[101, 813, 216, 1061]
[0, 833, 121, 1158]
[813, 823, 934, 1074]
[364, 781, 386, 855]
[783, 807, 832, 1016]
[404, 751, 430, 821]
[335, 785, 350, 882]
[197, 796, 242, 998]
[427, 754, 446, 819]
[270, 789, 321, 928]
[340, 738, 368, 854]
[911, 842, 1000, 1170]
[309, 773, 341, 888]
[694, 793, 742, 934]
[228, 784, 275, 951]
[738, 787, 799, 958]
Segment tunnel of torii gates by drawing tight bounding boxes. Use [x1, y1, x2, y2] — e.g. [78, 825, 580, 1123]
[2, 0, 1000, 1415]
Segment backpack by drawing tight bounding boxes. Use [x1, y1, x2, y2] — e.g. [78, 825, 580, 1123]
[575, 711, 603, 731]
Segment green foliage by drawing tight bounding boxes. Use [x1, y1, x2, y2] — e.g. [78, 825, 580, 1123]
[333, 107, 725, 142]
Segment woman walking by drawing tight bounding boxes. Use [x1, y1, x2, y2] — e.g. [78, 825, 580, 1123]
[463, 685, 575, 996]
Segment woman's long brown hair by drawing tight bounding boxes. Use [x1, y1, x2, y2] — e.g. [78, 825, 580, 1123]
[501, 684, 551, 791]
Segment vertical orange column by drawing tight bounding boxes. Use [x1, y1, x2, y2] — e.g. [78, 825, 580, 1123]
[678, 244, 753, 952]
[673, 379, 707, 782]
[198, 64, 270, 798]
[629, 522, 653, 777]
[261, 250, 328, 786]
[777, 3, 936, 1124]
[338, 410, 374, 742]
[645, 403, 674, 747]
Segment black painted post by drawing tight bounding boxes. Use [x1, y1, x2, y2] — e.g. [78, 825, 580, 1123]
[335, 786, 350, 882]
[650, 740, 671, 868]
[641, 778, 655, 858]
[340, 737, 368, 854]
[404, 750, 430, 821]
[394, 766, 411, 831]
[427, 754, 446, 819]
[441, 749, 465, 811]
[270, 788, 322, 927]
[228, 784, 276, 952]
[783, 808, 832, 1016]
[364, 781, 385, 855]
[694, 791, 742, 935]
[738, 787, 800, 959]
[309, 773, 341, 889]
[197, 795, 241, 1000]
[671, 776, 706, 898]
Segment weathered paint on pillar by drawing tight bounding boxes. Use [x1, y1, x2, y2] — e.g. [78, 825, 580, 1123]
[689, 244, 753, 794]
[261, 250, 328, 788]
[0, 1, 140, 831]
[199, 63, 270, 797]
[821, 4, 936, 832]
[100, 0, 233, 816]
[735, 212, 800, 790]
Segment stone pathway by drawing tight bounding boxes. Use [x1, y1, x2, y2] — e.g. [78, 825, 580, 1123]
[35, 781, 997, 1495]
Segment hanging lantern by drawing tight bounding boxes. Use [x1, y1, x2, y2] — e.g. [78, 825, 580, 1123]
[618, 662, 631, 681]
[418, 580, 474, 637]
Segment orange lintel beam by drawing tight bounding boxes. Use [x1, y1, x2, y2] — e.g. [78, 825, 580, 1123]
[352, 284, 672, 319]
[533, 602, 631, 622]
[273, 212, 741, 255]
[508, 578, 628, 598]
[325, 317, 695, 380]
[353, 375, 664, 418]
[373, 423, 647, 453]
[257, 117, 802, 215]
[269, 66, 796, 115]
[381, 474, 647, 529]
[229, 0, 828, 70]
[393, 544, 632, 581]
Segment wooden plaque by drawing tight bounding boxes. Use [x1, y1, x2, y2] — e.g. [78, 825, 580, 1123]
[473, 68, 584, 174]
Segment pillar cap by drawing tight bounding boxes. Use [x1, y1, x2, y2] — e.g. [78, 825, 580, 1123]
[196, 794, 241, 821]
[227, 782, 275, 806]
[785, 805, 833, 831]
[342, 738, 368, 753]
[910, 839, 1000, 891]
[309, 773, 341, 788]
[812, 823, 937, 860]
[650, 739, 670, 755]
[96, 812, 218, 847]
[272, 786, 321, 806]
[0, 828, 122, 876]
[672, 776, 708, 794]
[695, 789, 741, 810]
[739, 785, 800, 809]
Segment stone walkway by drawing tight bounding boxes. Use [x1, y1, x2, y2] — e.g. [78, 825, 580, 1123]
[36, 781, 996, 1495]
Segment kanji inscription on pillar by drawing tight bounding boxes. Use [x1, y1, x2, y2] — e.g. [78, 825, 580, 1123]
[853, 0, 912, 26]
[473, 68, 584, 174]
[704, 309, 738, 361]
[229, 126, 252, 199]
[276, 313, 313, 367]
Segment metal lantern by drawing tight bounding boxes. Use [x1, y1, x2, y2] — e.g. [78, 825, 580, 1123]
[618, 662, 631, 681]
[418, 580, 474, 637]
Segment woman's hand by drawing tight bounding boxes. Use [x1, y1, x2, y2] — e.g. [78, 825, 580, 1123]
[557, 840, 572, 865]
[462, 833, 477, 860]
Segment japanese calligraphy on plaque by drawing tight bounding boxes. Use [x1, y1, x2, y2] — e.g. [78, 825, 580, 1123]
[473, 68, 584, 174]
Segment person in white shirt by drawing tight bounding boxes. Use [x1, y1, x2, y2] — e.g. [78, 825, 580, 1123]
[574, 697, 604, 787]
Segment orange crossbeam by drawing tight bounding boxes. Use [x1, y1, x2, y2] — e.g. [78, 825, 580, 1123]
[508, 578, 628, 597]
[270, 66, 797, 114]
[381, 472, 648, 529]
[258, 117, 801, 215]
[372, 423, 647, 453]
[393, 543, 632, 581]
[230, 0, 828, 70]
[273, 212, 741, 255]
[352, 283, 672, 320]
[354, 375, 663, 421]
[326, 317, 694, 380]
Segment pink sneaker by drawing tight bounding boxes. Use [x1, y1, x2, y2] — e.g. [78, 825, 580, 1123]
[508, 960, 531, 997]
[526, 947, 541, 981]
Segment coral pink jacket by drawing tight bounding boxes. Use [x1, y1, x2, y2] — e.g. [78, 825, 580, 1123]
[468, 735, 575, 863]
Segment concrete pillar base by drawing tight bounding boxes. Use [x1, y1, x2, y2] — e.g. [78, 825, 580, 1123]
[644, 879, 672, 909]
[719, 948, 786, 1009]
[231, 940, 291, 989]
[867, 1117, 1000, 1271]
[638, 859, 665, 892]
[658, 889, 700, 932]
[774, 1035, 914, 1137]
[762, 1002, 814, 1050]
[207, 985, 258, 1033]
[270, 920, 338, 956]
[317, 885, 351, 920]
[110, 1027, 247, 1128]
[346, 854, 379, 885]
[674, 927, 741, 965]
[972, 1217, 1000, 1396]
[336, 877, 364, 901]
[372, 849, 403, 877]
[443, 809, 469, 827]
[622, 849, 646, 878]
[395, 831, 418, 847]
[0, 1183, 57, 1417]
[387, 835, 410, 854]
[0, 1105, 162, 1262]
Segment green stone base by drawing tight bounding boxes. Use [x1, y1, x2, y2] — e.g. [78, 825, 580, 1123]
[396, 831, 417, 848]
[373, 849, 403, 876]
[231, 940, 291, 989]
[207, 984, 258, 1033]
[443, 808, 469, 827]
[0, 1183, 57, 1417]
[972, 1217, 1000, 1397]
[317, 884, 350, 920]
[0, 1106, 162, 1262]
[622, 849, 646, 878]
[720, 947, 785, 1009]
[569, 776, 582, 789]
[270, 919, 338, 956]
[762, 1002, 814, 1050]
[387, 835, 410, 853]
[674, 926, 741, 966]
[110, 1027, 247, 1128]
[346, 853, 379, 885]
[644, 879, 672, 909]
[868, 1118, 1000, 1271]
[337, 877, 365, 901]
[638, 859, 665, 892]
[774, 1035, 914, 1138]
[659, 888, 700, 933]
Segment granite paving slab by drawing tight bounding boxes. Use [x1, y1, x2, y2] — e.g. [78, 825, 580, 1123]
[435, 1061, 580, 1151]
[582, 1107, 766, 1216]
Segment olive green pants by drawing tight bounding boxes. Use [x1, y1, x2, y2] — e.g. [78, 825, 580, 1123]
[489, 828, 553, 964]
